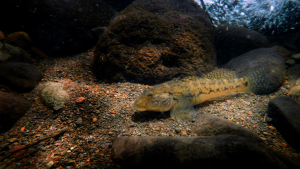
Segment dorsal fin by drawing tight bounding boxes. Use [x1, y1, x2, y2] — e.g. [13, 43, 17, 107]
[204, 68, 237, 80]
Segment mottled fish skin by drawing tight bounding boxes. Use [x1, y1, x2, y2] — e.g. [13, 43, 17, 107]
[132, 75, 250, 123]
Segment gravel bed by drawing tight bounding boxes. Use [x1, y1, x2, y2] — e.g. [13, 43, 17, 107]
[0, 50, 299, 168]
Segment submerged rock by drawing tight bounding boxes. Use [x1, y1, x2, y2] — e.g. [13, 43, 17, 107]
[0, 31, 48, 62]
[288, 64, 300, 96]
[192, 114, 262, 143]
[0, 62, 43, 92]
[0, 91, 31, 133]
[111, 135, 299, 169]
[93, 0, 214, 84]
[215, 25, 270, 65]
[0, 0, 117, 57]
[38, 82, 69, 111]
[267, 96, 300, 150]
[5, 31, 32, 50]
[0, 43, 34, 63]
[223, 48, 285, 94]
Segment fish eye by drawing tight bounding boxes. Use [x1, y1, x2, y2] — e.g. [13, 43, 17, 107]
[147, 93, 153, 97]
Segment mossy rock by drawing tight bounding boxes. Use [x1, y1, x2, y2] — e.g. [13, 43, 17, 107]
[92, 0, 214, 84]
[5, 31, 31, 50]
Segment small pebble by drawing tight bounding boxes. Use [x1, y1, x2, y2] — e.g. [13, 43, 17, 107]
[268, 126, 275, 130]
[75, 117, 83, 125]
[46, 161, 54, 169]
[9, 138, 17, 143]
[285, 59, 295, 66]
[20, 127, 25, 132]
[76, 97, 85, 103]
[92, 117, 97, 122]
[291, 53, 300, 60]
[175, 128, 181, 133]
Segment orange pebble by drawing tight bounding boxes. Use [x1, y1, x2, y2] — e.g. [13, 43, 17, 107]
[20, 127, 25, 132]
[269, 126, 276, 130]
[247, 111, 252, 115]
[92, 117, 97, 122]
[37, 126, 42, 131]
[76, 97, 85, 103]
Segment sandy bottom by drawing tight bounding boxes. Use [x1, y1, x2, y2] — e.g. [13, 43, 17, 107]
[1, 49, 299, 168]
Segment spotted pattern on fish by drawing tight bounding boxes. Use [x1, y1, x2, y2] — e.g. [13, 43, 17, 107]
[132, 69, 252, 123]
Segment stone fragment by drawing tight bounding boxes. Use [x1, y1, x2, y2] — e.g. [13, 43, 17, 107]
[76, 97, 85, 103]
[285, 59, 296, 66]
[112, 135, 299, 169]
[192, 114, 262, 143]
[291, 53, 300, 60]
[267, 96, 300, 150]
[75, 117, 83, 125]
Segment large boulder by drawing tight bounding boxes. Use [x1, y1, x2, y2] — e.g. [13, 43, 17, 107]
[0, 62, 43, 92]
[92, 0, 215, 84]
[111, 135, 299, 169]
[214, 26, 270, 65]
[0, 0, 117, 57]
[223, 48, 285, 94]
[192, 114, 263, 143]
[0, 91, 31, 133]
[267, 96, 300, 150]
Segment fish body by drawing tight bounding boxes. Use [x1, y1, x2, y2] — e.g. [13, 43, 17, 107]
[132, 71, 250, 122]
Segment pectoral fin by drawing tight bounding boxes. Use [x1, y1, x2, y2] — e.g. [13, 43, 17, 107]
[170, 98, 196, 123]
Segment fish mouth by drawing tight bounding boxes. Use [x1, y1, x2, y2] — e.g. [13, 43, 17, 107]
[131, 102, 147, 111]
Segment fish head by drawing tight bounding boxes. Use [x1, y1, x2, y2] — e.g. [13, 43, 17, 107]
[132, 88, 174, 112]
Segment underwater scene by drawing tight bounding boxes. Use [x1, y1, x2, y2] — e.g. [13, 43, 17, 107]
[0, 0, 300, 168]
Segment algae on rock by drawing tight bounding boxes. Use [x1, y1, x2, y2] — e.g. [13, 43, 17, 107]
[39, 82, 69, 110]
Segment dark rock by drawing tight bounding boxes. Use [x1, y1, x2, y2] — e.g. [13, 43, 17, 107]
[223, 48, 285, 94]
[288, 64, 300, 89]
[92, 0, 215, 84]
[192, 114, 262, 142]
[0, 30, 4, 41]
[75, 117, 83, 125]
[267, 28, 300, 54]
[0, 62, 43, 92]
[0, 43, 34, 63]
[112, 135, 299, 169]
[0, 91, 31, 133]
[214, 26, 270, 65]
[5, 32, 32, 50]
[101, 0, 134, 12]
[0, 0, 117, 57]
[267, 96, 300, 150]
[271, 45, 292, 58]
[0, 31, 48, 61]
